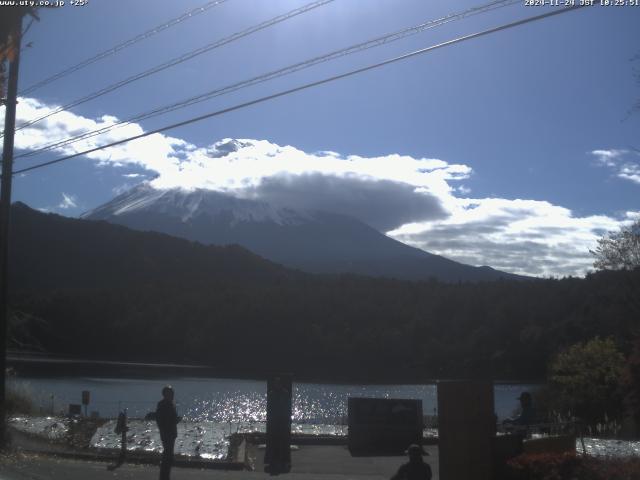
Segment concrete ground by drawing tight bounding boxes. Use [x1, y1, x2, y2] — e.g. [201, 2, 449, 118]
[249, 444, 439, 478]
[0, 445, 439, 480]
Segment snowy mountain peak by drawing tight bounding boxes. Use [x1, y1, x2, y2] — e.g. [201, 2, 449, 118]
[82, 183, 310, 226]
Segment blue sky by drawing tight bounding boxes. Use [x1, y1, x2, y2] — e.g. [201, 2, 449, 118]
[2, 0, 639, 277]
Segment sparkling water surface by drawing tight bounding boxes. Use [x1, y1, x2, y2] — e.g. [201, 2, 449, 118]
[9, 376, 534, 422]
[8, 376, 544, 459]
[9, 374, 640, 460]
[12, 414, 638, 460]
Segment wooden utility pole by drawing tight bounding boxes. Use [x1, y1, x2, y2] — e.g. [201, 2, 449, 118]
[0, 11, 23, 448]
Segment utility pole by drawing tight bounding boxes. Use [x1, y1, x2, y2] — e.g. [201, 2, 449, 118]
[0, 11, 23, 448]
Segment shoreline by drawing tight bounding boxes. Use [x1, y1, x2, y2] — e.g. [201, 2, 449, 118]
[7, 354, 543, 385]
[7, 424, 248, 470]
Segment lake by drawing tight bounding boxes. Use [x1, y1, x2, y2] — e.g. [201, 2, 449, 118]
[10, 376, 637, 460]
[8, 375, 537, 459]
[9, 375, 537, 422]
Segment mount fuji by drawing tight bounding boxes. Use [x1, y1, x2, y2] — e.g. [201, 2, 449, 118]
[82, 183, 521, 282]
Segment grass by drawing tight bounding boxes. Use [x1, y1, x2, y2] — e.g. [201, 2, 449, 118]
[5, 382, 36, 415]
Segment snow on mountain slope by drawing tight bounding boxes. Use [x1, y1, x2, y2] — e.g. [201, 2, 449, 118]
[85, 183, 311, 226]
[83, 183, 523, 282]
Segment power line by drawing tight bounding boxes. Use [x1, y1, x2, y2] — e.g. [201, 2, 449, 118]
[16, 0, 520, 160]
[16, 0, 517, 158]
[12, 5, 589, 177]
[10, 0, 335, 134]
[19, 0, 231, 96]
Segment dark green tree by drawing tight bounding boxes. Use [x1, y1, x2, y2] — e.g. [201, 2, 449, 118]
[622, 338, 640, 435]
[548, 337, 625, 427]
[591, 219, 640, 271]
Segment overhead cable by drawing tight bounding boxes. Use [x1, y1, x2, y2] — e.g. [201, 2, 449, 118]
[19, 0, 231, 95]
[11, 0, 335, 133]
[16, 0, 520, 159]
[12, 5, 589, 176]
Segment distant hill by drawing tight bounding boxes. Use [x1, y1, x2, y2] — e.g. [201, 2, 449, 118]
[82, 183, 523, 283]
[9, 201, 293, 291]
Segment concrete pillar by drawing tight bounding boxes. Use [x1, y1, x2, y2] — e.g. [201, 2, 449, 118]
[264, 374, 292, 474]
[438, 381, 494, 480]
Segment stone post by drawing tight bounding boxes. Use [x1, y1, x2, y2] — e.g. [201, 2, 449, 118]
[438, 381, 494, 480]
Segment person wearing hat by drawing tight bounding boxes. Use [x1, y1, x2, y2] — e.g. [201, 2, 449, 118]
[391, 444, 432, 480]
[504, 391, 536, 427]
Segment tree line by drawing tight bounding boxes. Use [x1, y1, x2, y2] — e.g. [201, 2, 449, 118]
[7, 203, 640, 383]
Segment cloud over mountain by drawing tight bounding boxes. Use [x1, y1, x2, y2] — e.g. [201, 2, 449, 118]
[389, 199, 637, 277]
[9, 97, 639, 277]
[243, 173, 447, 231]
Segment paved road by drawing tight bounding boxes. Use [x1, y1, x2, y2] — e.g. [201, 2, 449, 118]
[0, 458, 388, 480]
[0, 445, 439, 480]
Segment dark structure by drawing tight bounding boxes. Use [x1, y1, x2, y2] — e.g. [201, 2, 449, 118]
[264, 375, 292, 475]
[348, 397, 423, 455]
[437, 381, 494, 480]
[0, 6, 26, 448]
[82, 390, 90, 416]
[107, 409, 129, 471]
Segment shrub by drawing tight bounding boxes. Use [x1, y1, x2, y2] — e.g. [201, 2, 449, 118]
[505, 453, 640, 480]
[5, 382, 36, 415]
[547, 337, 625, 428]
[505, 452, 586, 480]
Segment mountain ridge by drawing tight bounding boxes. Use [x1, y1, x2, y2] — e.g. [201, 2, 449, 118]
[82, 184, 524, 283]
[9, 201, 293, 292]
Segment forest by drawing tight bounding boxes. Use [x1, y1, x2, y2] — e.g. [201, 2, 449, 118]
[7, 203, 640, 382]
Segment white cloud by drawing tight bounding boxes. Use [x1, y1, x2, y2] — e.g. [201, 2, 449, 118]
[592, 148, 640, 184]
[591, 148, 627, 167]
[10, 98, 468, 195]
[389, 199, 639, 277]
[38, 192, 79, 213]
[57, 192, 78, 210]
[112, 184, 134, 196]
[11, 97, 189, 179]
[8, 97, 638, 277]
[618, 163, 640, 184]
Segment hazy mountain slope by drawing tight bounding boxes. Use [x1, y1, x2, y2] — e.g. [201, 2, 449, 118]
[83, 184, 522, 282]
[9, 202, 292, 291]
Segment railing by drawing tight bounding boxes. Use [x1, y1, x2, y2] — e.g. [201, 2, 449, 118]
[498, 420, 586, 454]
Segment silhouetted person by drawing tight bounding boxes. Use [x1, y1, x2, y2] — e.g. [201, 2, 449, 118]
[391, 444, 432, 480]
[156, 385, 181, 480]
[503, 391, 536, 427]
